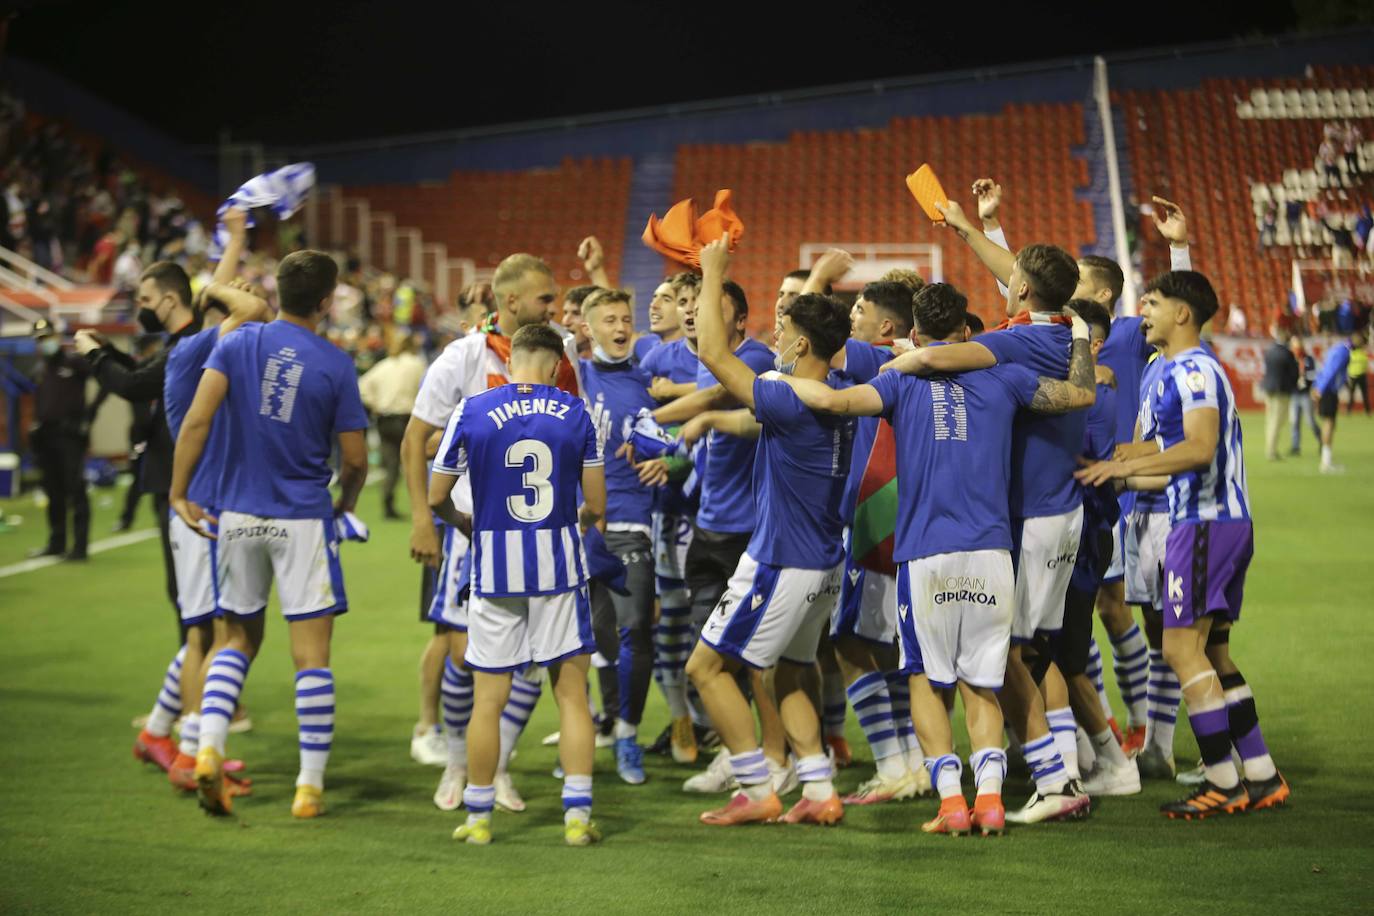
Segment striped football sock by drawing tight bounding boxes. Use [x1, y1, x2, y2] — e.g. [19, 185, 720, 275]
[969, 747, 1007, 797]
[729, 749, 773, 801]
[463, 783, 495, 825]
[797, 753, 836, 801]
[1045, 707, 1080, 780]
[846, 672, 904, 779]
[1021, 734, 1069, 794]
[178, 713, 200, 758]
[146, 645, 186, 737]
[653, 577, 693, 719]
[885, 672, 923, 773]
[821, 670, 847, 739]
[440, 658, 473, 768]
[562, 773, 593, 823]
[1220, 672, 1277, 782]
[497, 673, 541, 772]
[1109, 624, 1150, 728]
[199, 649, 250, 756]
[926, 753, 964, 800]
[1085, 639, 1114, 720]
[1146, 650, 1181, 755]
[295, 668, 335, 789]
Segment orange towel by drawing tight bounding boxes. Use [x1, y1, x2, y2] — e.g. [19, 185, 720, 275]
[905, 164, 949, 222]
[642, 189, 745, 268]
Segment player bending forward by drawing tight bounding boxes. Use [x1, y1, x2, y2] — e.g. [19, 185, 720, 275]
[777, 282, 1096, 835]
[429, 324, 607, 846]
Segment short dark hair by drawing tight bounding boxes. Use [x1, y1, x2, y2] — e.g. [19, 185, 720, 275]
[277, 251, 338, 318]
[510, 323, 566, 361]
[912, 282, 968, 341]
[1068, 298, 1112, 343]
[1017, 244, 1079, 311]
[786, 268, 831, 296]
[1142, 270, 1219, 328]
[722, 280, 749, 324]
[859, 281, 915, 335]
[1077, 255, 1124, 304]
[668, 272, 701, 294]
[583, 288, 632, 316]
[787, 294, 851, 360]
[139, 261, 192, 307]
[965, 312, 985, 336]
[564, 285, 602, 309]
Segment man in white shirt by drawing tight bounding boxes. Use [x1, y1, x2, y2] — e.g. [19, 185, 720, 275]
[359, 333, 426, 519]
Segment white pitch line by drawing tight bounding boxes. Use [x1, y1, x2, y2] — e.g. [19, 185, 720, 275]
[0, 528, 160, 579]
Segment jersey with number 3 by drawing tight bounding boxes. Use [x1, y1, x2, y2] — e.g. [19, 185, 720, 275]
[432, 383, 604, 598]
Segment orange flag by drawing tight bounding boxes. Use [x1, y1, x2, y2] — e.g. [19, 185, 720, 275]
[905, 164, 950, 222]
[642, 189, 745, 268]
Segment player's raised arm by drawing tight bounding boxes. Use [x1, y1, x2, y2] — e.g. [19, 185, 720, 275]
[801, 248, 853, 295]
[693, 236, 759, 410]
[882, 338, 997, 376]
[210, 207, 249, 285]
[934, 197, 1015, 287]
[201, 279, 272, 338]
[169, 367, 229, 536]
[1027, 310, 1096, 414]
[578, 235, 612, 289]
[1152, 196, 1192, 269]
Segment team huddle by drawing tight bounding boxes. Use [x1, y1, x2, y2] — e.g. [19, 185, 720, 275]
[127, 178, 1289, 846]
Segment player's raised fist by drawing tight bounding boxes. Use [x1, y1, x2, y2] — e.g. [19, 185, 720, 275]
[698, 236, 731, 276]
[1150, 196, 1188, 246]
[973, 179, 1002, 222]
[577, 236, 605, 272]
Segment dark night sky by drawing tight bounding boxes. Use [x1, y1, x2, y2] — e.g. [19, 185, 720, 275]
[3, 0, 1311, 147]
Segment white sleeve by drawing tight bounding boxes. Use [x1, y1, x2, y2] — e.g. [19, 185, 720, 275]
[412, 337, 479, 427]
[430, 400, 468, 476]
[984, 226, 1011, 298]
[1172, 360, 1219, 413]
[1169, 244, 1192, 271]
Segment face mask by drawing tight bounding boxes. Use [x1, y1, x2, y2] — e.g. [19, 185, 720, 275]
[39, 339, 60, 357]
[137, 303, 164, 333]
[773, 338, 800, 375]
[592, 343, 631, 365]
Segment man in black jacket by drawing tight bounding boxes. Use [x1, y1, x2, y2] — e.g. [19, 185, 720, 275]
[28, 318, 92, 560]
[88, 334, 162, 533]
[1260, 323, 1299, 461]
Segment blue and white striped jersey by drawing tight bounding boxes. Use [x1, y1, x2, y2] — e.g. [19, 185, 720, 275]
[432, 383, 604, 598]
[1142, 347, 1250, 524]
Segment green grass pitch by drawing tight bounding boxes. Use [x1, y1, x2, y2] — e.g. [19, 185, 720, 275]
[1, 410, 1372, 914]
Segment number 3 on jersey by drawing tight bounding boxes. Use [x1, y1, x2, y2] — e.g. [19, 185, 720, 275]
[505, 439, 554, 522]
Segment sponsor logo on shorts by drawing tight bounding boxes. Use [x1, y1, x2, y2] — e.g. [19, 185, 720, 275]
[848, 568, 861, 585]
[1046, 549, 1078, 570]
[1168, 571, 1184, 602]
[805, 581, 842, 604]
[221, 523, 290, 542]
[751, 592, 765, 609]
[931, 576, 998, 606]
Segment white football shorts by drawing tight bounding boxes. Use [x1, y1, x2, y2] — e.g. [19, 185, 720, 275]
[1011, 505, 1084, 642]
[700, 552, 843, 669]
[169, 509, 219, 625]
[464, 586, 596, 672]
[896, 549, 1015, 689]
[216, 511, 347, 620]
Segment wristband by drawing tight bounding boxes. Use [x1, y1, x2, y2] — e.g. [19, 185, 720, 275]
[1070, 315, 1090, 341]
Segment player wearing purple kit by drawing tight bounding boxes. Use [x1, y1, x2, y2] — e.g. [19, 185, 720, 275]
[429, 323, 606, 846]
[685, 237, 855, 827]
[1078, 270, 1289, 819]
[776, 282, 1096, 835]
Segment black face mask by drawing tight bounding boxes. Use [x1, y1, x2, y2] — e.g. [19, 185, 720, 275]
[137, 306, 164, 334]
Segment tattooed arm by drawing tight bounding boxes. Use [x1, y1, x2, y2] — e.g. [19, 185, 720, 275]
[1028, 333, 1096, 415]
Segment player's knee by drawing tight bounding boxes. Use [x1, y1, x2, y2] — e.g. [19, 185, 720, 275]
[685, 643, 721, 686]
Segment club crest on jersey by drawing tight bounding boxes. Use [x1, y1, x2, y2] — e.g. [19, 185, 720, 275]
[1185, 371, 1206, 393]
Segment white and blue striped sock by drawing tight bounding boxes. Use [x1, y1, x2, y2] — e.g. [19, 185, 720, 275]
[295, 668, 335, 789]
[846, 672, 904, 779]
[926, 753, 964, 800]
[1021, 734, 1069, 794]
[885, 672, 923, 773]
[146, 645, 186, 737]
[969, 747, 1007, 797]
[1110, 625, 1150, 728]
[463, 783, 495, 824]
[497, 673, 541, 772]
[562, 773, 593, 823]
[440, 658, 473, 768]
[1045, 707, 1080, 780]
[729, 749, 773, 801]
[199, 649, 250, 756]
[653, 581, 693, 718]
[1146, 650, 1181, 755]
[178, 713, 200, 758]
[796, 753, 836, 801]
[1085, 640, 1114, 720]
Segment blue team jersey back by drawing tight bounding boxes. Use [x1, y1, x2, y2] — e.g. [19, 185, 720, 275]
[206, 321, 368, 519]
[837, 341, 893, 522]
[581, 360, 656, 527]
[1132, 356, 1170, 514]
[869, 359, 1040, 562]
[1143, 348, 1250, 524]
[165, 326, 229, 507]
[639, 337, 699, 384]
[1097, 316, 1154, 445]
[695, 339, 775, 534]
[434, 383, 603, 598]
[1080, 382, 1121, 529]
[979, 320, 1086, 519]
[748, 376, 853, 569]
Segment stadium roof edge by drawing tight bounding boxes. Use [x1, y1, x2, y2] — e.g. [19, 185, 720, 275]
[278, 26, 1374, 158]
